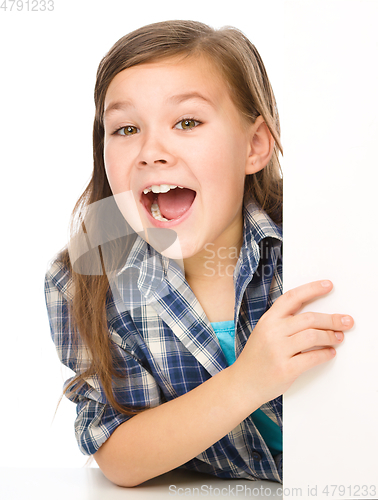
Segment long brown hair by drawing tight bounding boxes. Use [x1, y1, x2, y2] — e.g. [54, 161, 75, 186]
[58, 20, 283, 415]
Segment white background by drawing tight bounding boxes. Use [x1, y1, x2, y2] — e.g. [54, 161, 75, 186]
[1, 0, 377, 497]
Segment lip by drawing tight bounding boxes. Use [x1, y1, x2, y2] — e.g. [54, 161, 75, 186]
[139, 181, 187, 197]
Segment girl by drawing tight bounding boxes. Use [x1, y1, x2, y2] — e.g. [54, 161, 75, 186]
[45, 20, 353, 487]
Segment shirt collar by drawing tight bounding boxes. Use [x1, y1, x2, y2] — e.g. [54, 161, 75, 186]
[237, 199, 282, 276]
[112, 236, 171, 307]
[243, 199, 282, 245]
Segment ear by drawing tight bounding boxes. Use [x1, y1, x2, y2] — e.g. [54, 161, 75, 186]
[245, 115, 275, 175]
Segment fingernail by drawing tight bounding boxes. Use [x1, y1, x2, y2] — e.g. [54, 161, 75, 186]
[341, 316, 352, 326]
[335, 332, 343, 341]
[321, 280, 332, 287]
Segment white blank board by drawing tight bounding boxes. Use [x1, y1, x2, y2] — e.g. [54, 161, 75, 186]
[283, 1, 378, 498]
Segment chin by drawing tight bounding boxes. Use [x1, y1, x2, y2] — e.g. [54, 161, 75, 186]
[160, 239, 196, 261]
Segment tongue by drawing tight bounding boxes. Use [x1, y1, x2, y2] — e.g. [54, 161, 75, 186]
[157, 188, 196, 220]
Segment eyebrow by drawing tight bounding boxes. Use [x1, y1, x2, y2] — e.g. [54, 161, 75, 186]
[104, 100, 134, 120]
[167, 92, 216, 107]
[104, 92, 215, 120]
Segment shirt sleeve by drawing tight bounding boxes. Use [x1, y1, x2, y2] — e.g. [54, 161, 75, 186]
[44, 260, 163, 455]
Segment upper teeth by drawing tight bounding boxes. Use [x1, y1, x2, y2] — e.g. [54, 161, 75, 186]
[143, 184, 184, 194]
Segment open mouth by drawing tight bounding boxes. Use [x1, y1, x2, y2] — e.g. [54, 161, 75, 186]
[141, 184, 196, 222]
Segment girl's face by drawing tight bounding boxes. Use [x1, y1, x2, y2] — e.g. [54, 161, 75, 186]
[103, 55, 259, 260]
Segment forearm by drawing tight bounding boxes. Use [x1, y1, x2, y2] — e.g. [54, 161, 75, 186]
[94, 363, 262, 487]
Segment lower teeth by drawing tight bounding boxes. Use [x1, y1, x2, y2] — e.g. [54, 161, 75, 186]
[151, 202, 169, 222]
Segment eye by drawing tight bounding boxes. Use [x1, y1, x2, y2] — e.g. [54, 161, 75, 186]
[175, 118, 201, 130]
[115, 125, 139, 136]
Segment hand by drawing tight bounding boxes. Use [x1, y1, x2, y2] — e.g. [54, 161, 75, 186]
[232, 280, 354, 404]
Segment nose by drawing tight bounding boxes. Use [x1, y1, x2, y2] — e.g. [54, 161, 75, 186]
[137, 131, 176, 168]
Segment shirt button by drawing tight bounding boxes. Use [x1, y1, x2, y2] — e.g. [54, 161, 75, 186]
[251, 451, 262, 461]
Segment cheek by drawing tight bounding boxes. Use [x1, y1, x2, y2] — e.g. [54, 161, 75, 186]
[198, 130, 247, 184]
[103, 141, 144, 232]
[103, 143, 130, 194]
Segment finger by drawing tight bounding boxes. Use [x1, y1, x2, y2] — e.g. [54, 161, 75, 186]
[289, 329, 344, 355]
[286, 312, 354, 336]
[273, 280, 334, 318]
[291, 346, 337, 376]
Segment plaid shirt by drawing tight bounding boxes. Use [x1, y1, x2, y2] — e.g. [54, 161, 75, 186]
[45, 200, 283, 482]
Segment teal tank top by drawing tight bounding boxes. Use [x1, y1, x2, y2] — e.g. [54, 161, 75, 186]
[210, 320, 282, 457]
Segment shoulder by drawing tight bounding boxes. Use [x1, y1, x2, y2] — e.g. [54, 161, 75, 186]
[44, 253, 74, 303]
